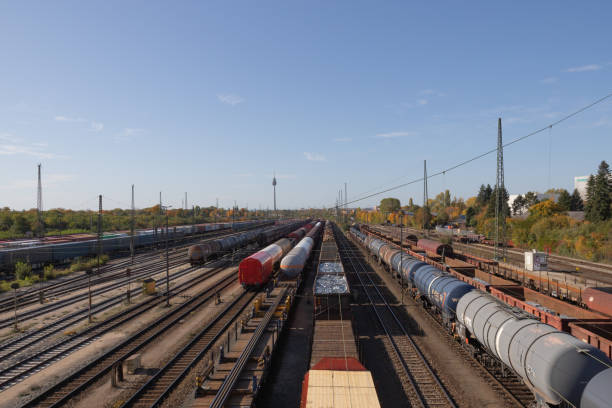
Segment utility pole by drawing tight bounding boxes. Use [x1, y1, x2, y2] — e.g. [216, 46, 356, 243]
[423, 160, 428, 233]
[166, 210, 169, 306]
[36, 163, 44, 238]
[494, 118, 507, 261]
[128, 185, 135, 304]
[400, 224, 403, 305]
[87, 268, 93, 322]
[185, 192, 188, 210]
[130, 185, 135, 264]
[162, 205, 172, 306]
[344, 182, 348, 225]
[11, 282, 19, 330]
[90, 194, 102, 323]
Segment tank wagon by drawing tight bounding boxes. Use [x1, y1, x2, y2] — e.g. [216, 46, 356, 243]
[349, 227, 612, 407]
[280, 222, 322, 278]
[238, 222, 309, 287]
[0, 220, 273, 271]
[188, 221, 305, 265]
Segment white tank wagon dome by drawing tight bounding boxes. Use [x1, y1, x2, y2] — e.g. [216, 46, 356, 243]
[456, 291, 612, 407]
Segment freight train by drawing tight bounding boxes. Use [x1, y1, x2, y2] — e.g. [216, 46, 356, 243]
[350, 227, 612, 408]
[189, 221, 306, 266]
[279, 222, 322, 278]
[300, 221, 381, 408]
[238, 221, 312, 287]
[0, 220, 273, 272]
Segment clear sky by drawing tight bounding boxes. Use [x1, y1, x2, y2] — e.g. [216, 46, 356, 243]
[1, 1, 611, 211]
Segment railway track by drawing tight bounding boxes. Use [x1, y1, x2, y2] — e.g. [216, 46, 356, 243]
[208, 287, 287, 408]
[0, 228, 239, 313]
[0, 261, 234, 391]
[0, 228, 259, 329]
[454, 241, 612, 279]
[21, 267, 243, 408]
[336, 230, 457, 408]
[346, 231, 536, 407]
[119, 289, 258, 408]
[0, 257, 188, 330]
[0, 263, 194, 363]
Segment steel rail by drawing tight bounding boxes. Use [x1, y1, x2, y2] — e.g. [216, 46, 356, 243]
[0, 257, 188, 329]
[336, 228, 457, 408]
[0, 264, 231, 391]
[0, 227, 248, 311]
[0, 262, 193, 358]
[209, 287, 287, 408]
[21, 270, 240, 408]
[119, 291, 258, 408]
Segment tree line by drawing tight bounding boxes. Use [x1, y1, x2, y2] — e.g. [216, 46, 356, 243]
[354, 160, 611, 262]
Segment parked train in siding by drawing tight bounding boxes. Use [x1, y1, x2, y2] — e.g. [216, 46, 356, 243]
[280, 222, 322, 278]
[350, 227, 612, 408]
[188, 221, 307, 266]
[238, 221, 313, 287]
[0, 220, 272, 272]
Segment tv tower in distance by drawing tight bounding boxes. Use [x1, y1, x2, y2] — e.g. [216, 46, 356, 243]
[272, 172, 277, 218]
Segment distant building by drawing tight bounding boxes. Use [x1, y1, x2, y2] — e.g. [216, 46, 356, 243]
[574, 175, 591, 200]
[536, 192, 560, 203]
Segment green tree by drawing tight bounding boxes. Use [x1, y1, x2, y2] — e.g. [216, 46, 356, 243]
[444, 189, 451, 207]
[524, 191, 540, 207]
[586, 161, 611, 222]
[557, 189, 572, 211]
[512, 195, 525, 215]
[379, 198, 401, 214]
[11, 214, 30, 235]
[465, 206, 477, 226]
[485, 187, 509, 219]
[15, 261, 32, 280]
[570, 189, 584, 211]
[436, 211, 449, 226]
[476, 184, 493, 206]
[0, 212, 13, 231]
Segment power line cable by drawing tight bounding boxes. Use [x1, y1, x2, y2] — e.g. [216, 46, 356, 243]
[340, 92, 612, 208]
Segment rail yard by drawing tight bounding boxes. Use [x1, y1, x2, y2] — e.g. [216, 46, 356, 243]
[0, 218, 610, 408]
[4, 2, 612, 406]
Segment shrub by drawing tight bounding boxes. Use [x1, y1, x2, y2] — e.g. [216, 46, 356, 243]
[14, 261, 32, 280]
[44, 264, 55, 280]
[69, 255, 110, 272]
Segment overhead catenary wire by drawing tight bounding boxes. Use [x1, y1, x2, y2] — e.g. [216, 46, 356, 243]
[340, 91, 612, 208]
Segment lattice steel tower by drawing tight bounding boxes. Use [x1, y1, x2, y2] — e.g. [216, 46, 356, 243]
[494, 118, 507, 261]
[37, 164, 44, 237]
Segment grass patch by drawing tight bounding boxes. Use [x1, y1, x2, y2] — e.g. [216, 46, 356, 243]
[69, 255, 110, 272]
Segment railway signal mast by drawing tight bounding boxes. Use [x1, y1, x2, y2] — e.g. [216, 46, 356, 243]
[36, 164, 44, 238]
[494, 118, 507, 261]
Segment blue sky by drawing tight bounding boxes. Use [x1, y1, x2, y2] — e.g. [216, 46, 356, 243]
[1, 1, 611, 211]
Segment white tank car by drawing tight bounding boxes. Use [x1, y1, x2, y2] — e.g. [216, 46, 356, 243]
[280, 237, 314, 278]
[455, 290, 612, 407]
